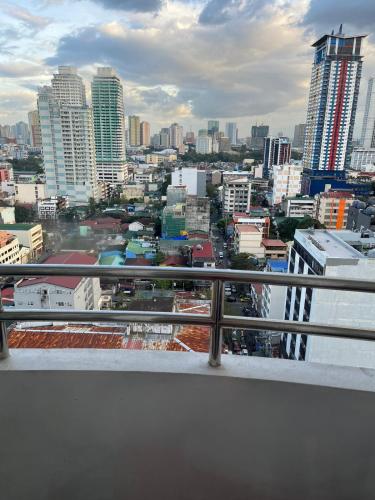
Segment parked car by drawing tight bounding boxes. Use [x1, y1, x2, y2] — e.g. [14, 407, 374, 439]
[226, 295, 236, 302]
[219, 251, 224, 259]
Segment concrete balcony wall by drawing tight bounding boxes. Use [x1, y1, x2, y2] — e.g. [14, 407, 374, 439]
[1, 350, 375, 500]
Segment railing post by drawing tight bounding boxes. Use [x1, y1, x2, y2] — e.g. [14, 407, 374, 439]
[209, 280, 223, 367]
[0, 298, 9, 360]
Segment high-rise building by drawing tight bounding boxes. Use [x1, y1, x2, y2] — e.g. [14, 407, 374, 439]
[360, 77, 375, 148]
[207, 120, 219, 135]
[281, 229, 375, 368]
[250, 125, 269, 149]
[263, 137, 291, 178]
[160, 128, 170, 148]
[272, 163, 302, 205]
[293, 124, 306, 149]
[169, 123, 183, 150]
[225, 123, 237, 145]
[28, 111, 42, 149]
[303, 27, 366, 176]
[219, 136, 231, 152]
[198, 129, 208, 137]
[91, 67, 127, 184]
[196, 135, 212, 154]
[13, 122, 30, 144]
[38, 67, 98, 205]
[185, 131, 195, 144]
[128, 115, 141, 146]
[140, 121, 150, 146]
[0, 125, 12, 138]
[51, 66, 87, 106]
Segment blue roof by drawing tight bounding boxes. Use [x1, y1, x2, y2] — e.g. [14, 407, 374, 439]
[267, 259, 288, 272]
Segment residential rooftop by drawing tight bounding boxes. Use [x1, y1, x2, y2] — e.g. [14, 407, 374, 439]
[295, 229, 364, 263]
[236, 224, 261, 234]
[17, 252, 98, 289]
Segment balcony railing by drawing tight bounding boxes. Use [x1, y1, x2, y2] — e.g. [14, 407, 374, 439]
[1, 264, 375, 366]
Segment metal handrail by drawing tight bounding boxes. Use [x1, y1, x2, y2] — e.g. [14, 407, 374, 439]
[1, 264, 375, 366]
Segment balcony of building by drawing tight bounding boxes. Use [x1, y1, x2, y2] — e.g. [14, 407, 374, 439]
[1, 264, 375, 500]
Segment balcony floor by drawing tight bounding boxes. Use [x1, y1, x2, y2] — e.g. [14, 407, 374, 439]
[1, 350, 375, 500]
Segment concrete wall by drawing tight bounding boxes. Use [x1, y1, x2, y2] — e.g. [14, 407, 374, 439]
[1, 350, 375, 500]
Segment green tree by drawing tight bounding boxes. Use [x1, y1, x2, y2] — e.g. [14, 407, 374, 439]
[154, 279, 173, 289]
[154, 251, 165, 266]
[277, 216, 325, 242]
[230, 253, 258, 271]
[161, 174, 171, 196]
[206, 183, 217, 199]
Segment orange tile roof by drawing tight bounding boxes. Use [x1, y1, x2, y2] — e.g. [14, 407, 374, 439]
[8, 331, 124, 349]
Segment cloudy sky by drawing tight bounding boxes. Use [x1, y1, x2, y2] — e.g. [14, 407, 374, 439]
[1, 0, 375, 137]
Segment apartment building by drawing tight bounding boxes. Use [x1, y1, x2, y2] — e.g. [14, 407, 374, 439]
[223, 176, 251, 214]
[185, 196, 210, 234]
[272, 163, 302, 205]
[315, 191, 354, 229]
[171, 168, 206, 197]
[281, 196, 316, 218]
[282, 229, 375, 369]
[0, 223, 43, 258]
[0, 231, 21, 264]
[15, 183, 46, 204]
[37, 197, 68, 220]
[38, 67, 98, 205]
[233, 224, 264, 258]
[14, 252, 101, 310]
[92, 68, 127, 184]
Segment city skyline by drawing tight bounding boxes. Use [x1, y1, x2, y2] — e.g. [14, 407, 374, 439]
[1, 1, 375, 137]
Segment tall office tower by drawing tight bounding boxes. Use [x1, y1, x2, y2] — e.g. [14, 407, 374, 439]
[303, 27, 366, 176]
[38, 67, 98, 205]
[51, 66, 86, 106]
[0, 125, 12, 138]
[250, 124, 269, 149]
[207, 120, 219, 135]
[91, 67, 127, 184]
[151, 134, 161, 148]
[360, 77, 375, 148]
[263, 137, 291, 178]
[225, 122, 237, 145]
[128, 115, 141, 146]
[28, 111, 42, 149]
[185, 131, 195, 144]
[293, 124, 306, 149]
[140, 121, 150, 146]
[196, 135, 212, 154]
[169, 123, 184, 149]
[281, 229, 375, 369]
[198, 129, 208, 137]
[14, 121, 30, 144]
[160, 128, 170, 148]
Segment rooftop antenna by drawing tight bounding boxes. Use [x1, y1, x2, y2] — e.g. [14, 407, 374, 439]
[339, 24, 343, 35]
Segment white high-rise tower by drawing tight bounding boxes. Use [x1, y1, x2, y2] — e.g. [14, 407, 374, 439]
[38, 67, 98, 205]
[360, 77, 375, 149]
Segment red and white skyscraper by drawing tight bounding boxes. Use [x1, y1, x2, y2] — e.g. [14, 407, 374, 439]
[303, 26, 366, 176]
